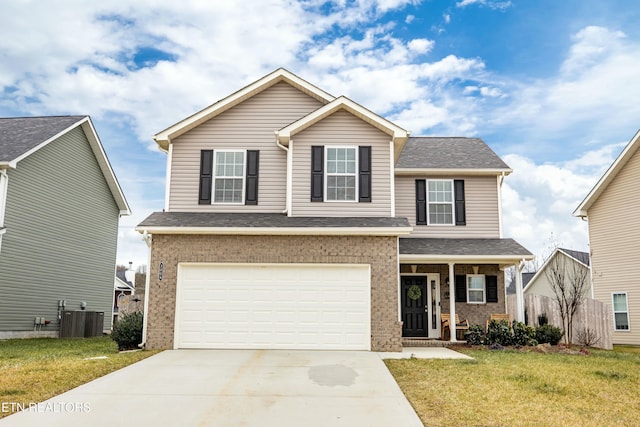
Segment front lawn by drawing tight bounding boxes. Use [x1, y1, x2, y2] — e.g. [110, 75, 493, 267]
[0, 336, 159, 418]
[386, 346, 640, 427]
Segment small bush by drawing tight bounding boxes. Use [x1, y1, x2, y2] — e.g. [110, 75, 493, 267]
[512, 321, 538, 346]
[577, 327, 601, 348]
[535, 324, 563, 345]
[485, 319, 512, 346]
[465, 325, 485, 345]
[111, 312, 143, 351]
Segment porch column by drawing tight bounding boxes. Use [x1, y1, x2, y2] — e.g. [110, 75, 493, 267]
[514, 261, 525, 323]
[448, 262, 456, 342]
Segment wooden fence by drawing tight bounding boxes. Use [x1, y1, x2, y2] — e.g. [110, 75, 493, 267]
[507, 294, 612, 349]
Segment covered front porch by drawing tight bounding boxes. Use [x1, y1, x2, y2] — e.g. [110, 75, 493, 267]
[398, 238, 534, 343]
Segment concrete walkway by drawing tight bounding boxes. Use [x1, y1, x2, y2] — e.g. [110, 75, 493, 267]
[379, 347, 473, 360]
[1, 349, 428, 427]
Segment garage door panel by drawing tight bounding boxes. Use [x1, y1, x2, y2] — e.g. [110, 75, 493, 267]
[176, 264, 370, 350]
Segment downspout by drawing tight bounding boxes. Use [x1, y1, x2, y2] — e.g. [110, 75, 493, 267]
[139, 231, 152, 349]
[275, 131, 291, 216]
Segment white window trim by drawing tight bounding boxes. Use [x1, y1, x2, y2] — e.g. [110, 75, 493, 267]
[212, 149, 246, 205]
[426, 179, 455, 226]
[324, 146, 358, 202]
[612, 292, 630, 332]
[466, 274, 486, 304]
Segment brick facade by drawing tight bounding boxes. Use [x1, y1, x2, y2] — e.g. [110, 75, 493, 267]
[400, 263, 506, 328]
[145, 234, 402, 351]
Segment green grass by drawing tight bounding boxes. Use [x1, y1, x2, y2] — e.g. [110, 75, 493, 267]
[386, 346, 640, 427]
[0, 336, 159, 418]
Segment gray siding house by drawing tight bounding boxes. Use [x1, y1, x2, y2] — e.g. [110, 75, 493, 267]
[0, 116, 130, 338]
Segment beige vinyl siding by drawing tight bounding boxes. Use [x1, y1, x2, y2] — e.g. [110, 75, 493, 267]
[168, 82, 324, 212]
[588, 147, 640, 345]
[0, 126, 119, 333]
[291, 110, 392, 216]
[524, 253, 592, 299]
[395, 175, 500, 238]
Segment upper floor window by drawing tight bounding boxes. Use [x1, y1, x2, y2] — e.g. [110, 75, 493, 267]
[213, 150, 245, 204]
[325, 147, 357, 201]
[416, 179, 465, 226]
[612, 293, 630, 331]
[428, 179, 454, 225]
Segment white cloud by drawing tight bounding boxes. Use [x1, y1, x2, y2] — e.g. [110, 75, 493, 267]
[500, 143, 621, 261]
[443, 13, 451, 24]
[407, 38, 434, 54]
[456, 0, 512, 10]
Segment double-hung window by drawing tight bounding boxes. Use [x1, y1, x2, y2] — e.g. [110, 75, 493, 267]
[427, 179, 454, 225]
[467, 274, 486, 303]
[213, 150, 245, 204]
[325, 147, 357, 201]
[612, 293, 630, 331]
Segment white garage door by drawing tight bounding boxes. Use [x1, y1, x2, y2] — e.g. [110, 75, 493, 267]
[175, 263, 371, 350]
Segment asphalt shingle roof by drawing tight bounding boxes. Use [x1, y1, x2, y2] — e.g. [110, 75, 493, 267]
[399, 238, 532, 257]
[396, 137, 511, 170]
[0, 116, 86, 163]
[138, 212, 411, 228]
[559, 248, 590, 266]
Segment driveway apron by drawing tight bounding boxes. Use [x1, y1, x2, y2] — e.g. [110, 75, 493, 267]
[1, 349, 424, 427]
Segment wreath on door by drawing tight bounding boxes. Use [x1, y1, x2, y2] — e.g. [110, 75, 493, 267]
[407, 284, 422, 301]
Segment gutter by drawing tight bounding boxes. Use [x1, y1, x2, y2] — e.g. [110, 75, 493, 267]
[139, 231, 152, 349]
[275, 131, 291, 215]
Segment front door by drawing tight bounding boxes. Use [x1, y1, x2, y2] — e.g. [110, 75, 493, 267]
[401, 276, 427, 337]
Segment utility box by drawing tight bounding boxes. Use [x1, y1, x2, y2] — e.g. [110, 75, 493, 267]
[59, 311, 104, 338]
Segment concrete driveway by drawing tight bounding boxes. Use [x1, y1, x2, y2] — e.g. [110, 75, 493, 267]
[1, 350, 424, 427]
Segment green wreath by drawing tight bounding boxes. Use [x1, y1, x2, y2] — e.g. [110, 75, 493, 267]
[407, 285, 422, 301]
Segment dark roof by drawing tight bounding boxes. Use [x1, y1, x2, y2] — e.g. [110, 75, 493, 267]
[559, 248, 590, 266]
[0, 116, 86, 163]
[399, 238, 532, 257]
[115, 270, 133, 287]
[138, 212, 411, 228]
[522, 272, 536, 288]
[396, 137, 511, 170]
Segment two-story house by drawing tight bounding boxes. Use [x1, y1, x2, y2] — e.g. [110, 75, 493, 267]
[574, 129, 640, 345]
[0, 116, 130, 338]
[137, 69, 532, 352]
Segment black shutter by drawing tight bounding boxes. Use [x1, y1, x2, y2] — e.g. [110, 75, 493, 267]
[358, 146, 372, 202]
[311, 146, 324, 202]
[486, 275, 498, 303]
[455, 275, 467, 303]
[245, 150, 259, 205]
[198, 150, 213, 205]
[415, 180, 427, 225]
[454, 179, 466, 226]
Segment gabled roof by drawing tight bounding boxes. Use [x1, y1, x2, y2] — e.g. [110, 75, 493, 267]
[522, 247, 590, 293]
[0, 116, 130, 215]
[277, 96, 409, 160]
[153, 68, 336, 151]
[0, 116, 86, 163]
[395, 137, 512, 175]
[115, 271, 135, 291]
[574, 129, 640, 217]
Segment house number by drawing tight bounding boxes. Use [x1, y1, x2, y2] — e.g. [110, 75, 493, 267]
[158, 262, 164, 281]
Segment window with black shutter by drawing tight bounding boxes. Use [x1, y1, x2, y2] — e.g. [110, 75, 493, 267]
[486, 275, 498, 303]
[310, 146, 324, 202]
[359, 146, 371, 202]
[415, 179, 427, 225]
[245, 150, 259, 205]
[454, 179, 466, 226]
[455, 275, 467, 303]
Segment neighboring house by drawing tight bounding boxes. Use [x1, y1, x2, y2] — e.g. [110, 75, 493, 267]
[523, 248, 592, 299]
[0, 116, 130, 338]
[574, 129, 640, 345]
[114, 269, 135, 325]
[137, 69, 532, 351]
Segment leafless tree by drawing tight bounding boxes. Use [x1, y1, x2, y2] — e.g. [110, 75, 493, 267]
[544, 250, 589, 345]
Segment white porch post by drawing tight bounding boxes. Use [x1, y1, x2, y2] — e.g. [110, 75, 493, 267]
[514, 262, 525, 323]
[448, 262, 456, 342]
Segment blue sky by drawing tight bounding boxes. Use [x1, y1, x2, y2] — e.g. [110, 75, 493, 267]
[1, 0, 639, 267]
